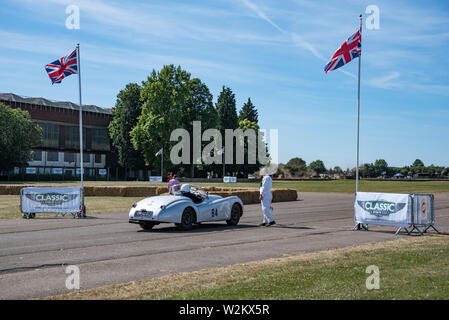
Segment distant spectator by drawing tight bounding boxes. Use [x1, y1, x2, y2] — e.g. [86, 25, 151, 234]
[168, 174, 180, 194]
[167, 173, 172, 182]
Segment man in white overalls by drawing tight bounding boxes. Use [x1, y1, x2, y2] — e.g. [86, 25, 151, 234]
[259, 168, 275, 227]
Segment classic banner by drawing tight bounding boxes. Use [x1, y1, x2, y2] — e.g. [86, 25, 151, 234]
[354, 192, 412, 228]
[20, 187, 82, 214]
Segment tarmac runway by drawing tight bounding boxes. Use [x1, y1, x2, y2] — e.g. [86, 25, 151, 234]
[0, 192, 448, 299]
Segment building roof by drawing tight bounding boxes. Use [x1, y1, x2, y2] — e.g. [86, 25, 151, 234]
[0, 93, 111, 115]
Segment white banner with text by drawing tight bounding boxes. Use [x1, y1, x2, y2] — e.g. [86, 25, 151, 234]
[354, 192, 412, 228]
[21, 187, 82, 214]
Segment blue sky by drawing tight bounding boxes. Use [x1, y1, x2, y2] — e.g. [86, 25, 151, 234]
[1, 0, 448, 169]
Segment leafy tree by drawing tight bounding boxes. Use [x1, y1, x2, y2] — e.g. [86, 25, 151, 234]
[131, 65, 191, 174]
[0, 102, 42, 171]
[373, 159, 388, 177]
[108, 83, 144, 178]
[216, 86, 238, 133]
[238, 119, 258, 131]
[333, 166, 343, 174]
[237, 98, 265, 176]
[309, 160, 326, 175]
[374, 159, 388, 170]
[359, 163, 375, 178]
[236, 119, 261, 176]
[180, 78, 217, 177]
[287, 157, 306, 168]
[239, 97, 258, 123]
[182, 78, 216, 130]
[285, 157, 307, 177]
[216, 86, 239, 175]
[412, 159, 424, 167]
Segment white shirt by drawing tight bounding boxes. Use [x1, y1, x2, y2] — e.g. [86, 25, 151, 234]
[260, 175, 272, 197]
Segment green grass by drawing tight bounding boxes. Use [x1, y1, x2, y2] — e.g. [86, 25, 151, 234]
[3, 179, 449, 194]
[270, 180, 449, 194]
[169, 237, 449, 300]
[46, 235, 449, 300]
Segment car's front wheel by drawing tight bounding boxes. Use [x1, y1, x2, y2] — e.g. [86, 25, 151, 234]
[226, 203, 242, 226]
[175, 207, 195, 230]
[139, 222, 156, 230]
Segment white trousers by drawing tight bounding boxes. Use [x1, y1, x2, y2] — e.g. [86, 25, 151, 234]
[261, 193, 274, 223]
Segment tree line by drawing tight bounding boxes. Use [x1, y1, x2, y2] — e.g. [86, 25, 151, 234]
[108, 64, 264, 178]
[278, 157, 449, 179]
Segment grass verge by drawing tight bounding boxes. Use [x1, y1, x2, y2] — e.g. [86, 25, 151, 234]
[44, 235, 449, 300]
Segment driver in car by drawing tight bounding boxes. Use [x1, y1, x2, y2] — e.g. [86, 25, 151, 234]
[180, 184, 203, 203]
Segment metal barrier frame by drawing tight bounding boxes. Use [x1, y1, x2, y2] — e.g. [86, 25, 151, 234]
[20, 187, 84, 219]
[354, 192, 439, 236]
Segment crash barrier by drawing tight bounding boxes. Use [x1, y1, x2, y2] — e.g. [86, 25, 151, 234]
[20, 187, 83, 219]
[353, 192, 439, 235]
[4, 185, 297, 205]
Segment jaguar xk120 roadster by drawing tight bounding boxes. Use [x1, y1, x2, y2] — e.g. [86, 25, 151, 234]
[128, 184, 244, 230]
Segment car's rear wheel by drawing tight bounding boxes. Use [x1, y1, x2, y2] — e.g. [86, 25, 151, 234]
[226, 203, 242, 226]
[175, 207, 195, 230]
[139, 222, 156, 230]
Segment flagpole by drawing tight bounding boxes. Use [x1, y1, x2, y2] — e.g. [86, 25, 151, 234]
[161, 148, 163, 179]
[76, 43, 84, 209]
[356, 15, 362, 194]
[223, 152, 225, 178]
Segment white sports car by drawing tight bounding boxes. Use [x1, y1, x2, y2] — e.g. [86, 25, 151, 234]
[128, 184, 244, 230]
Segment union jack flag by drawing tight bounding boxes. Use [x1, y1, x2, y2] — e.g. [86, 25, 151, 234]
[324, 29, 361, 73]
[45, 48, 78, 84]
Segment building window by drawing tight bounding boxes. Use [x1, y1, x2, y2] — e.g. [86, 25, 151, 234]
[64, 152, 75, 163]
[32, 151, 42, 161]
[37, 122, 59, 148]
[91, 128, 110, 151]
[47, 151, 59, 162]
[83, 154, 90, 163]
[95, 154, 102, 163]
[65, 126, 86, 149]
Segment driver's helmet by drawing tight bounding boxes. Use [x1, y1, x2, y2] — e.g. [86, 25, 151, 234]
[180, 184, 191, 193]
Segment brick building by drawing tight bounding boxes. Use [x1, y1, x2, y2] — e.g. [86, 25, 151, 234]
[0, 93, 117, 178]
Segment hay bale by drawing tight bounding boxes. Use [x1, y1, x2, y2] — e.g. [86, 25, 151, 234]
[124, 186, 158, 197]
[156, 187, 167, 195]
[0, 185, 34, 195]
[89, 186, 126, 197]
[272, 188, 297, 202]
[6, 185, 23, 195]
[208, 187, 296, 204]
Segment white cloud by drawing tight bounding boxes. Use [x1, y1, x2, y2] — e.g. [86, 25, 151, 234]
[367, 71, 400, 88]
